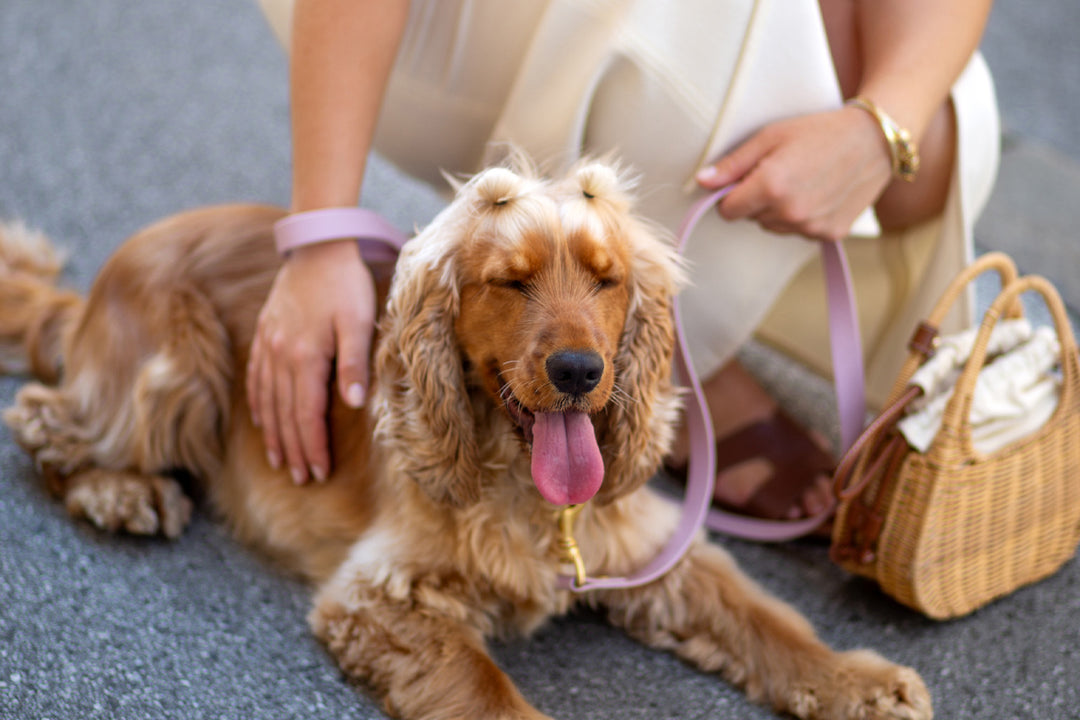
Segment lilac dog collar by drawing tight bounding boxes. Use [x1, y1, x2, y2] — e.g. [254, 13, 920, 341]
[273, 207, 409, 264]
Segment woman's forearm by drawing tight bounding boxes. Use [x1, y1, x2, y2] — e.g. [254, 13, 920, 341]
[855, 0, 993, 142]
[289, 0, 410, 212]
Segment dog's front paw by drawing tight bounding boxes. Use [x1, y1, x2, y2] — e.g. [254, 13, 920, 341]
[786, 649, 931, 720]
[64, 469, 192, 539]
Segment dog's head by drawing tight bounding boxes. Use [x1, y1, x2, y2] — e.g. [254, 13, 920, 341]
[374, 158, 685, 508]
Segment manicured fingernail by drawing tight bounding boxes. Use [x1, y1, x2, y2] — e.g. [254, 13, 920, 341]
[267, 450, 281, 469]
[346, 383, 365, 408]
[695, 165, 720, 184]
[311, 465, 327, 483]
[291, 466, 306, 485]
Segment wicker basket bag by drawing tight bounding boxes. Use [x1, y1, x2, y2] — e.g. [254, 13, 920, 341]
[830, 252, 1080, 619]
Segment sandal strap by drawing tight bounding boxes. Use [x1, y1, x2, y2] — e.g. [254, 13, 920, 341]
[713, 411, 831, 475]
[714, 411, 834, 520]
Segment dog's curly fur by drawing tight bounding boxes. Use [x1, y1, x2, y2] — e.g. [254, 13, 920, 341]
[1, 159, 932, 720]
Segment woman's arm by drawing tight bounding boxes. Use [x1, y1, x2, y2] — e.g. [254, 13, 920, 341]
[247, 0, 410, 484]
[854, 0, 993, 141]
[289, 0, 410, 212]
[697, 0, 994, 241]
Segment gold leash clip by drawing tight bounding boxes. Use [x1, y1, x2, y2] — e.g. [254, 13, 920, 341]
[555, 504, 587, 588]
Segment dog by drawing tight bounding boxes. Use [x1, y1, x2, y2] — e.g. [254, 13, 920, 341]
[1, 159, 932, 720]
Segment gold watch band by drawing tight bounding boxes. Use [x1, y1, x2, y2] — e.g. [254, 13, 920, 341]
[846, 96, 920, 183]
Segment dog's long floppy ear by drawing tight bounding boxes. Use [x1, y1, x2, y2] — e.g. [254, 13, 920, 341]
[372, 219, 482, 508]
[584, 170, 686, 505]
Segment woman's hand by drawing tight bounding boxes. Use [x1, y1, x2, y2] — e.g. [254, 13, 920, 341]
[247, 239, 376, 484]
[696, 105, 893, 242]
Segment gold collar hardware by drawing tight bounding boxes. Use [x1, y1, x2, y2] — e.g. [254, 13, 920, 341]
[555, 504, 587, 588]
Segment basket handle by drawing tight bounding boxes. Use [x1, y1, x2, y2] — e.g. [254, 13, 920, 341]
[935, 274, 1080, 462]
[882, 252, 1020, 408]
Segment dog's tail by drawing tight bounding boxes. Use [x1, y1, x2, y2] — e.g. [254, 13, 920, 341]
[0, 221, 83, 384]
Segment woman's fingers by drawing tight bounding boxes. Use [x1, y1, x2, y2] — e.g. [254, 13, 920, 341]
[695, 127, 773, 190]
[244, 238, 375, 484]
[334, 265, 376, 412]
[271, 348, 308, 484]
[698, 108, 894, 242]
[293, 348, 331, 482]
[251, 327, 285, 472]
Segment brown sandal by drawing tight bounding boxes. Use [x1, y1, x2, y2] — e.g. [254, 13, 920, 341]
[710, 409, 834, 521]
[666, 408, 835, 531]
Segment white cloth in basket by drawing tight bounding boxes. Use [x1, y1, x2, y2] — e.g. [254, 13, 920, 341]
[899, 319, 1062, 454]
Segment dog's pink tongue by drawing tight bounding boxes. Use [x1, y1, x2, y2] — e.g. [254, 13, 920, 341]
[530, 412, 604, 505]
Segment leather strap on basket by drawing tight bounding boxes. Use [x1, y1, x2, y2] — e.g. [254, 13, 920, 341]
[832, 385, 921, 502]
[830, 252, 1027, 563]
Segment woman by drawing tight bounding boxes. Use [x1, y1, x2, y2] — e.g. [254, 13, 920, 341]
[249, 0, 999, 521]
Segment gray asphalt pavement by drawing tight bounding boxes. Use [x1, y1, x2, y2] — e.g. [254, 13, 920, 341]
[1, 2, 1078, 719]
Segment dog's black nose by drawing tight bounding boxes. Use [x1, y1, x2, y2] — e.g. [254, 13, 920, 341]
[546, 351, 604, 396]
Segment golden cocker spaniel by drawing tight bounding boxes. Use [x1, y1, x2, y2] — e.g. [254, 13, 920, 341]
[1, 159, 931, 720]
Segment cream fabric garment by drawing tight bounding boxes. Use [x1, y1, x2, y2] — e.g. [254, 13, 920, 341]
[757, 55, 1000, 407]
[256, 0, 1000, 406]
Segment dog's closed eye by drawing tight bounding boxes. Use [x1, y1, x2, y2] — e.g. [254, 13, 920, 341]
[592, 277, 618, 292]
[493, 278, 531, 294]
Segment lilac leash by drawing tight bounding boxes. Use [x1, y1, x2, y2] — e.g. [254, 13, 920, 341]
[273, 194, 866, 593]
[684, 188, 866, 542]
[561, 187, 865, 589]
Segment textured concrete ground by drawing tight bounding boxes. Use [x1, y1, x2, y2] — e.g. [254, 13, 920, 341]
[1, 2, 1078, 719]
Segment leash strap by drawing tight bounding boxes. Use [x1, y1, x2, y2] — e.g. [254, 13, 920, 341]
[556, 244, 718, 590]
[679, 189, 866, 455]
[273, 196, 864, 590]
[564, 187, 867, 591]
[689, 188, 867, 541]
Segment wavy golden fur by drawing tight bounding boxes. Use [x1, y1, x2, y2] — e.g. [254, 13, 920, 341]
[1, 159, 931, 719]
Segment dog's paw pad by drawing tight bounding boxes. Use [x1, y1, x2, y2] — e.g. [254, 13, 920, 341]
[65, 470, 192, 539]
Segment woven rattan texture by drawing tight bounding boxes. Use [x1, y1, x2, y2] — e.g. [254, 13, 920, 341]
[833, 256, 1080, 619]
